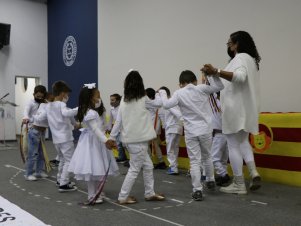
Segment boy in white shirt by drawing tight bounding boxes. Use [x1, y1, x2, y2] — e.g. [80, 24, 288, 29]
[36, 81, 78, 192]
[159, 70, 224, 201]
[145, 88, 167, 169]
[22, 85, 47, 128]
[159, 86, 183, 175]
[107, 93, 128, 163]
[209, 92, 230, 186]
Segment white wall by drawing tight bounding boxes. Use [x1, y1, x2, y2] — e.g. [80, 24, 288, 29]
[0, 0, 47, 140]
[98, 0, 301, 112]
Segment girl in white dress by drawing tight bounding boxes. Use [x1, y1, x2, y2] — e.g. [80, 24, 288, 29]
[68, 83, 119, 203]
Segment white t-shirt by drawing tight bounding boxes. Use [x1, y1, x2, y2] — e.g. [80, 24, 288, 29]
[33, 103, 48, 128]
[164, 106, 183, 135]
[107, 106, 119, 131]
[159, 76, 224, 138]
[23, 99, 39, 127]
[35, 101, 78, 144]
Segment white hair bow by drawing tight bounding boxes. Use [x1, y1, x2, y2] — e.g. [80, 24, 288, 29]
[128, 69, 136, 73]
[83, 83, 96, 89]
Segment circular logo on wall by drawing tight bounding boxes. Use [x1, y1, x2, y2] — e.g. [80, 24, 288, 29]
[62, 36, 77, 67]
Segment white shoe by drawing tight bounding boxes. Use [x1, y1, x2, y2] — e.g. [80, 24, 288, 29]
[95, 197, 104, 204]
[25, 175, 37, 181]
[220, 182, 247, 195]
[56, 181, 76, 187]
[34, 172, 49, 178]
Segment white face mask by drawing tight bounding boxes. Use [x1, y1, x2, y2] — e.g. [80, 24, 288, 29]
[62, 96, 69, 103]
[94, 98, 101, 108]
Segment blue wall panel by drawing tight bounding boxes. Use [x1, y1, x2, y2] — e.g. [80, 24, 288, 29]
[48, 0, 98, 108]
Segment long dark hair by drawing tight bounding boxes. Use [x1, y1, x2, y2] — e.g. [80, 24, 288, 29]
[77, 87, 105, 123]
[123, 70, 145, 102]
[230, 31, 261, 70]
[95, 101, 106, 117]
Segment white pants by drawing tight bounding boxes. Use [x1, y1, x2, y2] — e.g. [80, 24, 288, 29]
[211, 133, 229, 177]
[225, 130, 255, 177]
[166, 133, 180, 172]
[54, 141, 74, 186]
[118, 142, 156, 201]
[185, 133, 214, 192]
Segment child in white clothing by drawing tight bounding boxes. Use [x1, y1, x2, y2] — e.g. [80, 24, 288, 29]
[107, 93, 128, 163]
[68, 84, 119, 203]
[209, 92, 230, 186]
[145, 88, 167, 169]
[22, 85, 46, 127]
[159, 86, 183, 175]
[110, 70, 165, 204]
[36, 81, 78, 192]
[159, 70, 224, 201]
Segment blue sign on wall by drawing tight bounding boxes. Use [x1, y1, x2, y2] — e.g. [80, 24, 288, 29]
[48, 0, 98, 108]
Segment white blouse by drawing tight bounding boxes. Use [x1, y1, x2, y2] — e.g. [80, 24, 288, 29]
[221, 53, 260, 134]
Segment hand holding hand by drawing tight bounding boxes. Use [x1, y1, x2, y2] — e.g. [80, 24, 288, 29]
[22, 119, 29, 124]
[74, 122, 82, 130]
[201, 64, 218, 75]
[105, 139, 117, 150]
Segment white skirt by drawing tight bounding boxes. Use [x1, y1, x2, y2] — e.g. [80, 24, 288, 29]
[68, 129, 119, 181]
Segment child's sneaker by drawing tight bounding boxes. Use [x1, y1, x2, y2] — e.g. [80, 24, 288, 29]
[58, 183, 77, 192]
[118, 196, 137, 205]
[249, 175, 261, 191]
[167, 168, 179, 175]
[56, 181, 76, 187]
[186, 170, 191, 177]
[25, 175, 37, 181]
[116, 158, 127, 164]
[123, 160, 130, 168]
[34, 172, 49, 178]
[216, 174, 231, 186]
[50, 159, 60, 167]
[154, 161, 167, 169]
[95, 197, 104, 204]
[205, 181, 216, 191]
[145, 193, 165, 201]
[191, 190, 203, 201]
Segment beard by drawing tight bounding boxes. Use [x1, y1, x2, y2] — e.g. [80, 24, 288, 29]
[227, 47, 235, 59]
